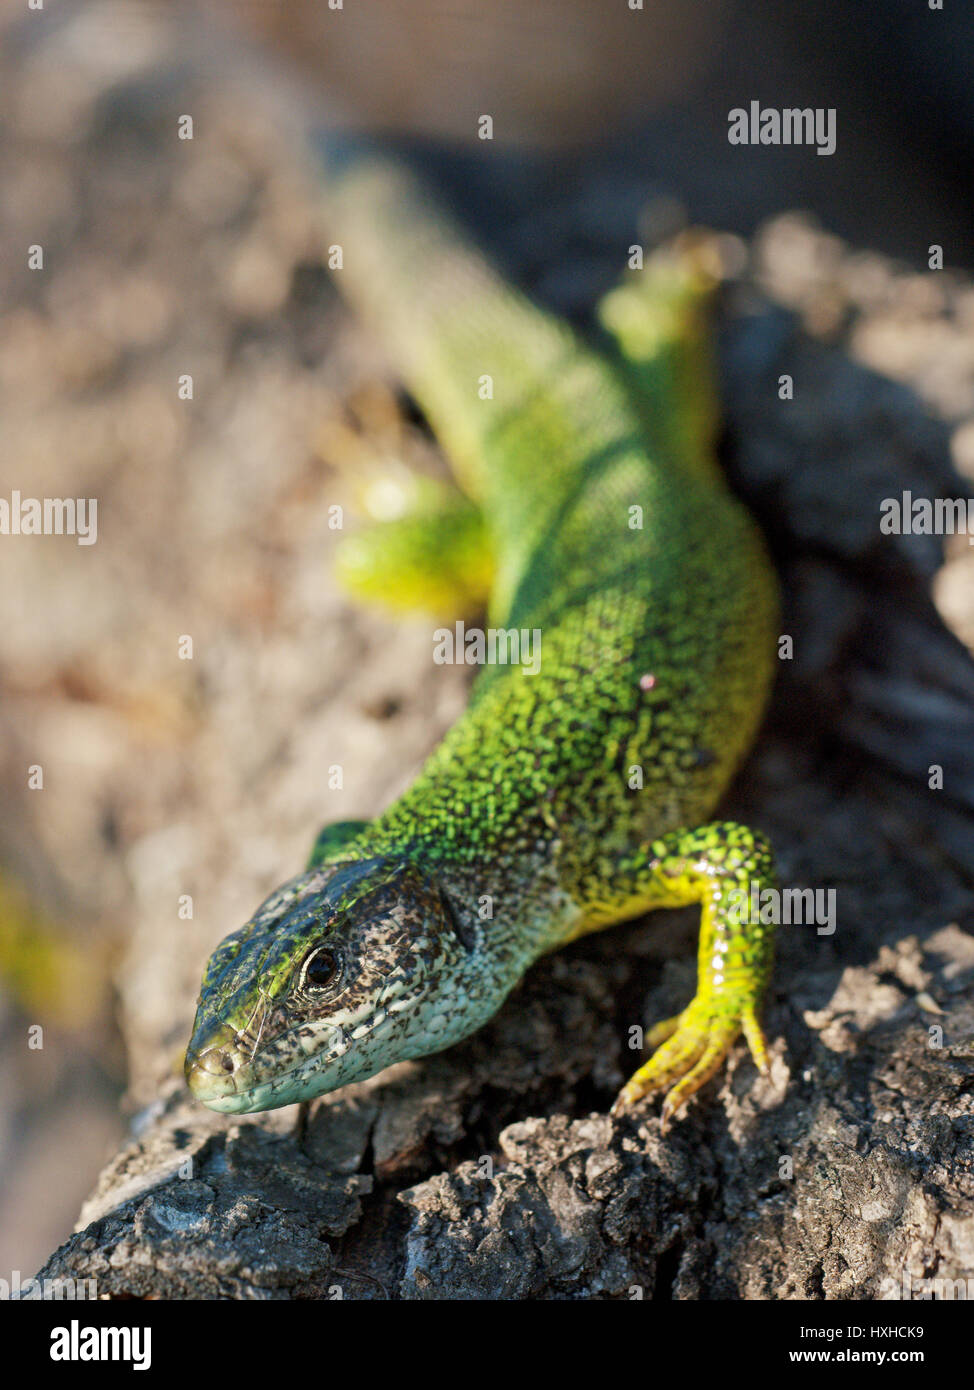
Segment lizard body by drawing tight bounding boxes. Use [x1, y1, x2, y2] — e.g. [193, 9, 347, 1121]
[186, 152, 780, 1127]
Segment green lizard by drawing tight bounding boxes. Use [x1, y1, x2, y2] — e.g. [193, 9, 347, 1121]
[185, 150, 780, 1130]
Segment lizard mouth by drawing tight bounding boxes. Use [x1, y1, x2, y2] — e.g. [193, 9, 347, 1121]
[184, 1021, 266, 1111]
[185, 1011, 394, 1113]
[185, 1036, 328, 1114]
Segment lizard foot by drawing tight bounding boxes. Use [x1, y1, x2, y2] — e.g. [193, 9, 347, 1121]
[601, 821, 777, 1130]
[611, 995, 770, 1132]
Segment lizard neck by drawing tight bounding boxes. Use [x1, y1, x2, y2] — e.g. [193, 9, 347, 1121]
[342, 816, 581, 1009]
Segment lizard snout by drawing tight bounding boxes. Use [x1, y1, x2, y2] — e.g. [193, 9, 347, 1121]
[184, 1022, 248, 1102]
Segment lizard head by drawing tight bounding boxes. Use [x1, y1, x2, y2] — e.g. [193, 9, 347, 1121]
[185, 856, 481, 1113]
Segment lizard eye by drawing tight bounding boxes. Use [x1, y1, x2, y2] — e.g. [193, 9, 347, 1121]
[303, 947, 341, 990]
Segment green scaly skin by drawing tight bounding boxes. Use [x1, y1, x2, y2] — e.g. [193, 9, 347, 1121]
[185, 152, 780, 1129]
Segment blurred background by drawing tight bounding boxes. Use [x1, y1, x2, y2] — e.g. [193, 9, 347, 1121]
[1, 0, 973, 1280]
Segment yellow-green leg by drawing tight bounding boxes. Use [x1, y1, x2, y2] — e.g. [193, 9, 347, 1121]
[596, 821, 776, 1129]
[334, 478, 492, 619]
[596, 237, 723, 485]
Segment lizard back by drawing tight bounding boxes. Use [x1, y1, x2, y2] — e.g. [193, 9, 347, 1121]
[321, 152, 779, 916]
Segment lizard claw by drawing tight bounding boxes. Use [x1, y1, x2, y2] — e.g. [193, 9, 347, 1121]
[612, 995, 770, 1127]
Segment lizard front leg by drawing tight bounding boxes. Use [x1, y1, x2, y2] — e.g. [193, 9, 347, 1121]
[307, 820, 371, 868]
[588, 821, 777, 1128]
